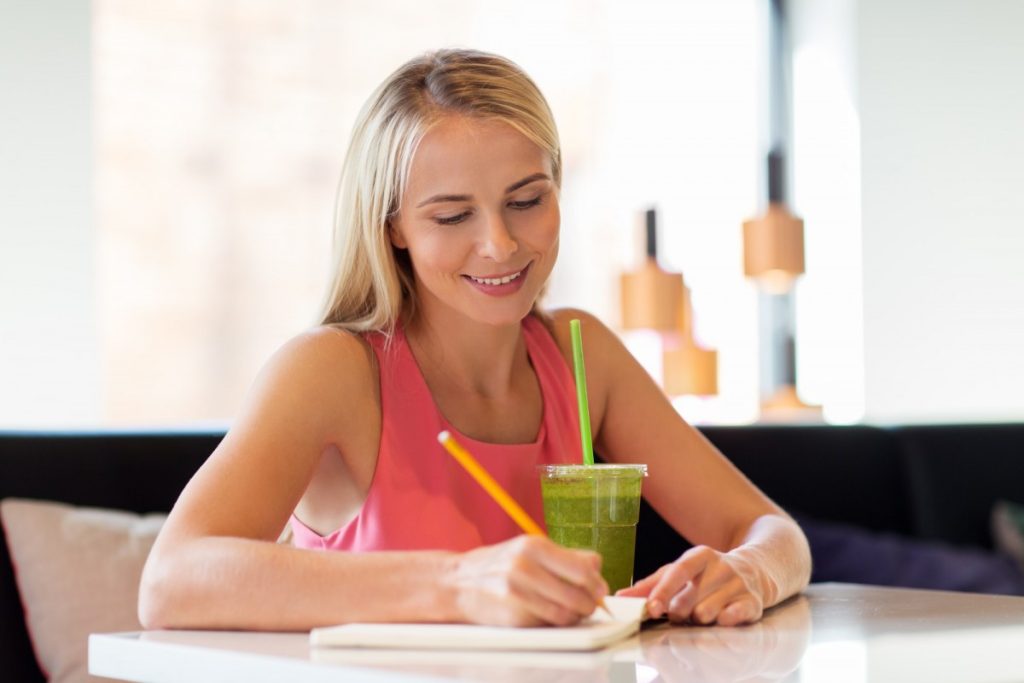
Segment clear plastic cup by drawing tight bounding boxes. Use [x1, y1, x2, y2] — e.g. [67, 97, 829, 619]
[538, 463, 648, 593]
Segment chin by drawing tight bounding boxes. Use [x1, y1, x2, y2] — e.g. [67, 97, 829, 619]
[458, 292, 539, 328]
[468, 305, 535, 328]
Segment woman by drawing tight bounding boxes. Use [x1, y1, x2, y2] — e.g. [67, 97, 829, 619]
[139, 49, 810, 631]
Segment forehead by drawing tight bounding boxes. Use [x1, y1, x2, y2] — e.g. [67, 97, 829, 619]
[404, 116, 551, 197]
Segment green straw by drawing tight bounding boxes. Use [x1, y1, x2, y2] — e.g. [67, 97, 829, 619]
[569, 319, 594, 466]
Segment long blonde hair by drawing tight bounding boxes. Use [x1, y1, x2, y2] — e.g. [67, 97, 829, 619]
[319, 49, 561, 335]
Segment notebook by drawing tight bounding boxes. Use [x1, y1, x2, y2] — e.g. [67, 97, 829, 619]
[310, 596, 647, 652]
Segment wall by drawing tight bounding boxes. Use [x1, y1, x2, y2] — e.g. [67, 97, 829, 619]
[858, 0, 1024, 421]
[0, 0, 99, 426]
[2, 1, 765, 427]
[789, 0, 865, 423]
[5, 0, 1021, 427]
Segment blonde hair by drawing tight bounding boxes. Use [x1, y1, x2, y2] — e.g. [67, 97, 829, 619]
[319, 49, 561, 335]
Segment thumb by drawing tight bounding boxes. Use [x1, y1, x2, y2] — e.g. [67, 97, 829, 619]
[615, 565, 668, 596]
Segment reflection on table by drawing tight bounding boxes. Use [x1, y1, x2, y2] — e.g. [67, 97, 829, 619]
[637, 595, 811, 682]
[90, 583, 1024, 683]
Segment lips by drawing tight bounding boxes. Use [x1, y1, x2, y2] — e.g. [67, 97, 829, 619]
[466, 267, 526, 286]
[462, 263, 531, 297]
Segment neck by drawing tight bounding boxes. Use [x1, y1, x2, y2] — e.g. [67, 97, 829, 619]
[404, 307, 528, 400]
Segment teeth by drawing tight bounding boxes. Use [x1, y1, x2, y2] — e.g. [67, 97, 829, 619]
[470, 270, 523, 286]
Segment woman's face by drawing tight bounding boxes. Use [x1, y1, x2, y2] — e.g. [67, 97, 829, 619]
[390, 115, 560, 328]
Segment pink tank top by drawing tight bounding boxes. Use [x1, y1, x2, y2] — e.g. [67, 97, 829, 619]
[290, 315, 582, 552]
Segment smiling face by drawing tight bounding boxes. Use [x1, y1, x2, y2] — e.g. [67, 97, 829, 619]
[389, 115, 560, 329]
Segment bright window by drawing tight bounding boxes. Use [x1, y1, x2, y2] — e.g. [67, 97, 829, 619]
[92, 0, 764, 425]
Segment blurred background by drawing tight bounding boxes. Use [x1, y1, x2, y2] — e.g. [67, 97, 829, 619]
[1, 0, 1022, 429]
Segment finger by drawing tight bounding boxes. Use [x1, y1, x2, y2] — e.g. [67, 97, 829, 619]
[615, 564, 668, 597]
[657, 553, 731, 622]
[519, 571, 599, 623]
[678, 557, 750, 624]
[716, 597, 763, 626]
[511, 548, 602, 621]
[530, 539, 607, 602]
[663, 580, 700, 623]
[688, 575, 749, 625]
[647, 549, 712, 618]
[511, 577, 593, 626]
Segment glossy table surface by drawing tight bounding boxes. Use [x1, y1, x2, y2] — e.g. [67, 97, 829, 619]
[89, 583, 1024, 682]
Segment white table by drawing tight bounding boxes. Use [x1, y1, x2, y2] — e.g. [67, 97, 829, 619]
[90, 583, 1024, 682]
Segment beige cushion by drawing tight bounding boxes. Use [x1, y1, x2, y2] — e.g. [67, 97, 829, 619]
[0, 498, 165, 683]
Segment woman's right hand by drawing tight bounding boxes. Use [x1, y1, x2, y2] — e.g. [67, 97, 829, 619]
[446, 535, 609, 627]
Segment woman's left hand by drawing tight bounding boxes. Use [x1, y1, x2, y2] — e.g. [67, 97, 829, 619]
[616, 545, 766, 626]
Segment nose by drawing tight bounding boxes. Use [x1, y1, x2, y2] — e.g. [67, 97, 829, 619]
[476, 212, 519, 262]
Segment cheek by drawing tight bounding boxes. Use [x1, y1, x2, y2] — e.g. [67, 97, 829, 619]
[408, 230, 471, 279]
[549, 202, 561, 238]
[540, 204, 561, 252]
[523, 202, 560, 251]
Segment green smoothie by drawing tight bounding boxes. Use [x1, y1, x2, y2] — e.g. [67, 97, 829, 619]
[539, 464, 647, 593]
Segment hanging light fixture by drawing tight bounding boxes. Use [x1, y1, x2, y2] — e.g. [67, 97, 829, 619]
[742, 151, 805, 295]
[620, 209, 683, 332]
[620, 208, 718, 397]
[743, 0, 819, 421]
[663, 280, 717, 396]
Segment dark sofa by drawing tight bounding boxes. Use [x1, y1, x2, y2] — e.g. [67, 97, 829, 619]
[3, 424, 1024, 680]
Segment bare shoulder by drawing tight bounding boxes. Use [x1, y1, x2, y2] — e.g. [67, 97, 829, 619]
[230, 325, 381, 456]
[262, 325, 377, 396]
[154, 326, 383, 543]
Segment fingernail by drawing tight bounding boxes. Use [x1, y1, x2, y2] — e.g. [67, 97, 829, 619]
[647, 599, 663, 617]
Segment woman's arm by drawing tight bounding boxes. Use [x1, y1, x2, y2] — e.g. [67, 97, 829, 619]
[549, 310, 811, 625]
[139, 328, 607, 630]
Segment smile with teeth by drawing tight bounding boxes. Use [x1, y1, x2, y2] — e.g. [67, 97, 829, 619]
[467, 268, 525, 286]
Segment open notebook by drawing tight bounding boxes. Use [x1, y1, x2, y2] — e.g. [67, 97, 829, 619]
[310, 596, 647, 652]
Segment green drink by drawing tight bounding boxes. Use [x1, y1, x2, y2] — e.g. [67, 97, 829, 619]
[539, 464, 647, 593]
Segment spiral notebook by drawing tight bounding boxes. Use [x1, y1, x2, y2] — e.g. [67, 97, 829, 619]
[310, 596, 647, 652]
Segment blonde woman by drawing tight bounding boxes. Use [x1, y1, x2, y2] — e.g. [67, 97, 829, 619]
[139, 49, 810, 630]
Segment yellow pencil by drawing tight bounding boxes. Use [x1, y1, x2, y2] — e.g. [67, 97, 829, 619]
[438, 430, 545, 537]
[437, 430, 613, 618]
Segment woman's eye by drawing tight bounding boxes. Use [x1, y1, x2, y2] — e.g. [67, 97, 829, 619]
[433, 195, 543, 224]
[509, 196, 543, 211]
[435, 212, 471, 225]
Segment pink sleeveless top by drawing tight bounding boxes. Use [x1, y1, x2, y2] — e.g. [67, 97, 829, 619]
[289, 315, 582, 552]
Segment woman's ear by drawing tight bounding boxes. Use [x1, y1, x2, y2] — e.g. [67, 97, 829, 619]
[388, 219, 408, 249]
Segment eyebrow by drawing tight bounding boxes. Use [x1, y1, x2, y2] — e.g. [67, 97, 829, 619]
[414, 172, 551, 208]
